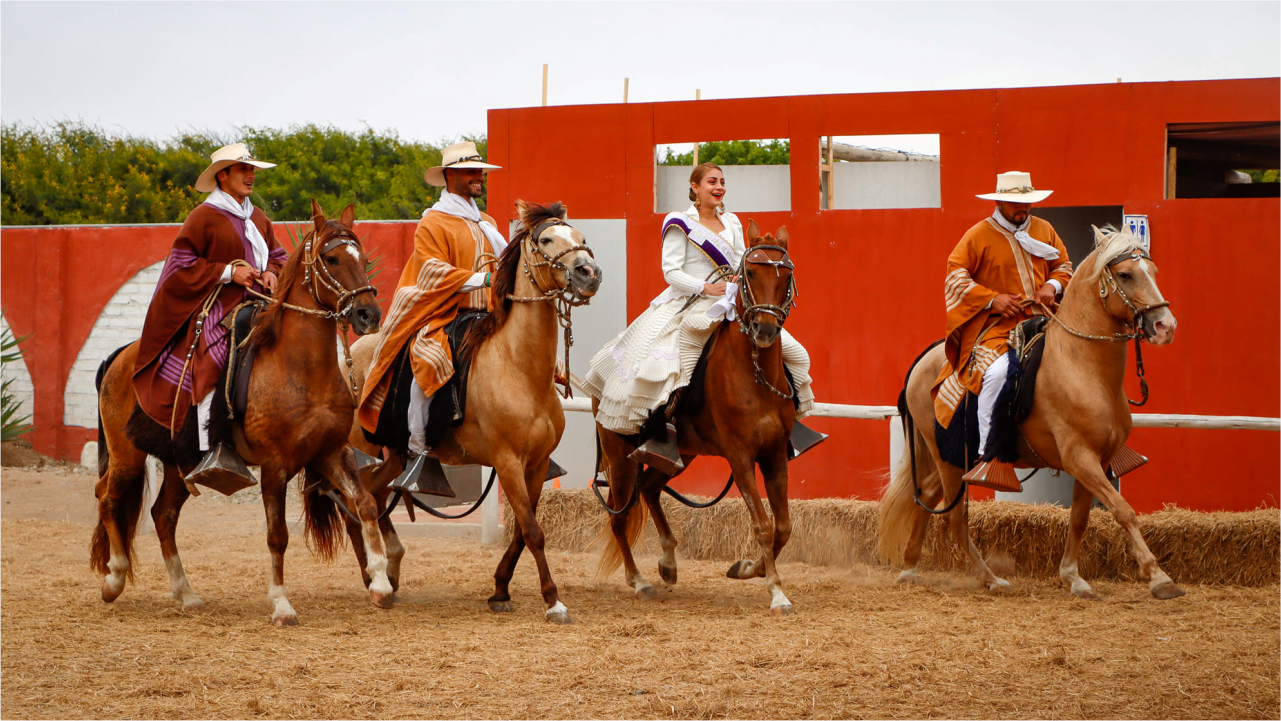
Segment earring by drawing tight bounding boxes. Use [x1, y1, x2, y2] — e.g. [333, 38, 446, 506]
[694, 197, 702, 209]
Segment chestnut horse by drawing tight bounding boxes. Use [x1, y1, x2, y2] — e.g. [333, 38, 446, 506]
[594, 221, 801, 615]
[879, 225, 1183, 600]
[91, 202, 390, 625]
[334, 201, 601, 624]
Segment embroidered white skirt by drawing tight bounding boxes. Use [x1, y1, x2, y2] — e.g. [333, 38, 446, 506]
[583, 295, 815, 434]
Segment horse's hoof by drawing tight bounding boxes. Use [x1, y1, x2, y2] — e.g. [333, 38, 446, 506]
[894, 570, 919, 585]
[726, 560, 753, 579]
[101, 581, 123, 603]
[1151, 581, 1186, 600]
[488, 600, 514, 614]
[181, 599, 207, 612]
[545, 610, 574, 625]
[370, 590, 394, 609]
[635, 585, 660, 600]
[771, 604, 796, 616]
[272, 614, 300, 627]
[987, 578, 1012, 590]
[659, 564, 677, 585]
[1072, 588, 1101, 601]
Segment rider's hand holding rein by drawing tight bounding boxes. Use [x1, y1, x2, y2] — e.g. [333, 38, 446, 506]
[703, 280, 729, 297]
[992, 292, 1025, 320]
[1032, 281, 1057, 309]
[230, 264, 261, 289]
[261, 270, 278, 294]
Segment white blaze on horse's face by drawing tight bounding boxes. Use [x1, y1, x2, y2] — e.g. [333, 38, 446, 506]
[544, 225, 601, 297]
[1114, 255, 1177, 346]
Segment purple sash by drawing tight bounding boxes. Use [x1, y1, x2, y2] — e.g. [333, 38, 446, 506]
[663, 214, 733, 268]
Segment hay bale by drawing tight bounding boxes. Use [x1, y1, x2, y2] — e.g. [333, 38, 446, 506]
[506, 490, 1279, 586]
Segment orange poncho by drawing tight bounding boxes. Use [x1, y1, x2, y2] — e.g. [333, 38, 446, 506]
[932, 215, 1073, 428]
[358, 211, 497, 433]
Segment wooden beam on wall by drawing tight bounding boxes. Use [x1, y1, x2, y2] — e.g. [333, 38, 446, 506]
[1166, 146, 1177, 200]
[541, 64, 548, 107]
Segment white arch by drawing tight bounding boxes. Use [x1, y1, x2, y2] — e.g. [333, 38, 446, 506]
[0, 314, 36, 429]
[64, 261, 164, 428]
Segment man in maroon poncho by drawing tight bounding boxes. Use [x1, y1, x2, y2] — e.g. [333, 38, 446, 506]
[132, 143, 287, 482]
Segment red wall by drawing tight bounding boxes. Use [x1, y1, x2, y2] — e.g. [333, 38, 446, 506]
[486, 79, 1280, 512]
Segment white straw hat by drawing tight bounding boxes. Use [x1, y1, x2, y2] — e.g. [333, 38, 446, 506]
[194, 143, 276, 193]
[976, 171, 1054, 203]
[424, 141, 501, 187]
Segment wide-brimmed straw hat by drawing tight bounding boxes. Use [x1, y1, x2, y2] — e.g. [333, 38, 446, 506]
[976, 171, 1054, 203]
[195, 143, 276, 193]
[424, 141, 501, 187]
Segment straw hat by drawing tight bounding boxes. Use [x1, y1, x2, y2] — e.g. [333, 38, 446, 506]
[424, 141, 501, 187]
[195, 143, 276, 193]
[976, 171, 1054, 203]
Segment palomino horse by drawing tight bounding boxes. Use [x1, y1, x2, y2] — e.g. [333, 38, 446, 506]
[332, 200, 601, 624]
[92, 202, 390, 625]
[595, 221, 801, 615]
[879, 225, 1183, 600]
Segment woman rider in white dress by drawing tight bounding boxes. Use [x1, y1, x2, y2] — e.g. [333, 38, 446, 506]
[583, 162, 817, 447]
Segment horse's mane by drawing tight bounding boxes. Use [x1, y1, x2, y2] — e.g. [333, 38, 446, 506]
[251, 220, 350, 350]
[456, 201, 567, 368]
[1084, 224, 1145, 279]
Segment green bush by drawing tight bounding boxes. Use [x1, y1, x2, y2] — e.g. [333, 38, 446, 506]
[1, 122, 485, 224]
[1, 314, 33, 442]
[659, 139, 790, 166]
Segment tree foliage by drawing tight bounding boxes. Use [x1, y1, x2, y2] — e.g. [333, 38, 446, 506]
[658, 139, 790, 166]
[1, 122, 485, 225]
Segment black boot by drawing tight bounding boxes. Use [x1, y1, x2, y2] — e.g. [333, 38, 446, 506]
[390, 450, 455, 498]
[185, 442, 257, 495]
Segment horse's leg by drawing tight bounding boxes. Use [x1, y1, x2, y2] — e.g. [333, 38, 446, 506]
[151, 463, 203, 610]
[613, 458, 659, 599]
[260, 466, 300, 626]
[496, 455, 572, 623]
[95, 444, 149, 603]
[724, 455, 793, 615]
[377, 489, 406, 595]
[641, 461, 687, 588]
[943, 462, 1009, 590]
[760, 448, 793, 576]
[1061, 447, 1185, 599]
[488, 530, 526, 613]
[1059, 480, 1100, 600]
[317, 449, 394, 608]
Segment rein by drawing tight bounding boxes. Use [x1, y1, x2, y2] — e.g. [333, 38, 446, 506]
[504, 217, 595, 399]
[735, 244, 797, 400]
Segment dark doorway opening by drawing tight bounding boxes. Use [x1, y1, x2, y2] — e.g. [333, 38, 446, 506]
[1030, 206, 1123, 265]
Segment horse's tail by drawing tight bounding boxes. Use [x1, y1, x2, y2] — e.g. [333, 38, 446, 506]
[592, 486, 648, 582]
[878, 388, 932, 567]
[90, 345, 146, 578]
[301, 469, 347, 561]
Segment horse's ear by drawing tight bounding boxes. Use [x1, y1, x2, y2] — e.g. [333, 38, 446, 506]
[775, 226, 790, 248]
[338, 203, 356, 230]
[311, 199, 326, 235]
[1091, 224, 1105, 247]
[557, 202, 569, 220]
[515, 199, 530, 222]
[746, 219, 760, 246]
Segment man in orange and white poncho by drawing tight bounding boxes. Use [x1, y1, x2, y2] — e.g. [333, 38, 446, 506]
[357, 141, 505, 486]
[932, 171, 1074, 482]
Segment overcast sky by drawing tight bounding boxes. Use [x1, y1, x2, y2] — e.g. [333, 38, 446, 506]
[3, 1, 1278, 151]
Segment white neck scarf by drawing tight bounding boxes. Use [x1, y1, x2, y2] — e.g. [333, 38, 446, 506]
[991, 208, 1059, 260]
[425, 191, 508, 257]
[204, 187, 268, 271]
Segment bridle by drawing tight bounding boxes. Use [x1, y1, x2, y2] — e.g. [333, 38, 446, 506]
[1037, 246, 1169, 406]
[505, 217, 595, 398]
[735, 243, 798, 400]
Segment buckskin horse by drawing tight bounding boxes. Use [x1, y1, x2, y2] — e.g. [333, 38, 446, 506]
[594, 221, 804, 615]
[329, 200, 601, 624]
[879, 225, 1183, 600]
[91, 201, 390, 625]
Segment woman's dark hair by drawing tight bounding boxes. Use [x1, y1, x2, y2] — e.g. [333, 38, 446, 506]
[688, 162, 724, 202]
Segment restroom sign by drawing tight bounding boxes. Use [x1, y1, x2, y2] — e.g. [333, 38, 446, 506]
[1123, 214, 1150, 251]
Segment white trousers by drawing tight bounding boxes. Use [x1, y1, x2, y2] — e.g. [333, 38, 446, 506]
[407, 382, 433, 455]
[196, 391, 214, 452]
[977, 353, 1010, 457]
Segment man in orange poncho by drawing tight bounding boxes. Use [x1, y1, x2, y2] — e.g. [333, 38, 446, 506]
[932, 171, 1074, 484]
[357, 141, 505, 489]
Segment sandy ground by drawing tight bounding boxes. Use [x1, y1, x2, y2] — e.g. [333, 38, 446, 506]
[2, 465, 1278, 720]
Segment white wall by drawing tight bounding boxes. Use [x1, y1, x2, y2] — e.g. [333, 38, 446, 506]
[0, 314, 35, 427]
[656, 165, 791, 213]
[831, 161, 941, 210]
[64, 261, 163, 427]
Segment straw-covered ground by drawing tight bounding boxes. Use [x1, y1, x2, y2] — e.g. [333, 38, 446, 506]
[2, 467, 1278, 720]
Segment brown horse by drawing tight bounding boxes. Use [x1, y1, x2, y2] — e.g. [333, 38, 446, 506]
[91, 201, 390, 625]
[335, 200, 601, 624]
[879, 225, 1183, 600]
[594, 220, 801, 615]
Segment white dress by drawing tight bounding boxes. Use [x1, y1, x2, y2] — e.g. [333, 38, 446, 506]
[583, 206, 815, 434]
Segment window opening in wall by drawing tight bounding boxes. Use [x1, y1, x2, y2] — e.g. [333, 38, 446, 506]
[654, 139, 791, 213]
[1166, 122, 1279, 199]
[820, 134, 941, 210]
[1028, 206, 1124, 265]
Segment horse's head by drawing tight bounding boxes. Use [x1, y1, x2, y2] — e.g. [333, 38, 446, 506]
[738, 219, 796, 349]
[514, 200, 601, 300]
[1092, 225, 1176, 345]
[307, 199, 382, 335]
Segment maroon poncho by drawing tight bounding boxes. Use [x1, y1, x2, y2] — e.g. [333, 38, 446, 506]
[133, 203, 287, 431]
